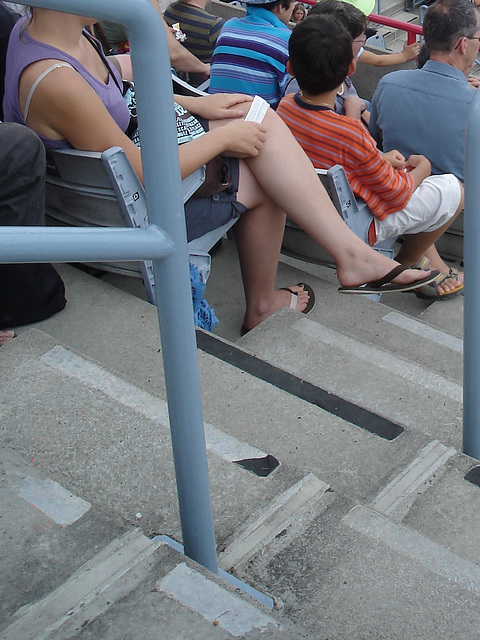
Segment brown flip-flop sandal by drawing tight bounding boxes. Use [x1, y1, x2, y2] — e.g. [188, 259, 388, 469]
[240, 283, 316, 335]
[338, 266, 440, 295]
[280, 282, 316, 314]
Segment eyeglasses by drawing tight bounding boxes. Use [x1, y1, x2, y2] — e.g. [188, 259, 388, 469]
[454, 34, 480, 49]
[353, 36, 367, 44]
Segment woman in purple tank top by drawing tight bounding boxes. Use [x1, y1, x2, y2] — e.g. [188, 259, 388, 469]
[2, 8, 436, 332]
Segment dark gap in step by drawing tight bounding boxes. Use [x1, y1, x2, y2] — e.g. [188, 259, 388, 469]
[196, 330, 403, 441]
[464, 465, 480, 487]
[69, 263, 108, 279]
[233, 454, 280, 477]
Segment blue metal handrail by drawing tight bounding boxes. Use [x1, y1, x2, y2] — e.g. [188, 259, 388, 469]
[463, 88, 480, 460]
[0, 0, 218, 572]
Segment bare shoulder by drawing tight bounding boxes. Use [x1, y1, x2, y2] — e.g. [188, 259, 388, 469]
[18, 58, 82, 112]
[19, 58, 77, 88]
[19, 59, 106, 143]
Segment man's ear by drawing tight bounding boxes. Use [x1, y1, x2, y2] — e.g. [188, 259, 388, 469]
[348, 58, 357, 76]
[286, 59, 294, 76]
[457, 36, 468, 56]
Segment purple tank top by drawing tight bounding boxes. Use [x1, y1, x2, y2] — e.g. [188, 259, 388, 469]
[3, 17, 130, 149]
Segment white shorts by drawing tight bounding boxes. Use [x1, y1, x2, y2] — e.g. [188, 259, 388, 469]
[374, 174, 461, 244]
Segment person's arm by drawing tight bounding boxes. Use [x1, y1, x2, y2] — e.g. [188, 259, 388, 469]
[374, 150, 429, 191]
[345, 128, 416, 215]
[404, 154, 431, 189]
[146, 0, 210, 76]
[172, 94, 266, 178]
[162, 19, 210, 76]
[177, 119, 266, 178]
[358, 41, 419, 67]
[111, 53, 133, 82]
[381, 149, 406, 170]
[173, 93, 253, 121]
[22, 64, 146, 181]
[343, 94, 369, 125]
[23, 65, 264, 182]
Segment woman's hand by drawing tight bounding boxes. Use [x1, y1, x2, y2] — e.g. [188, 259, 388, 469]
[186, 93, 253, 120]
[178, 119, 267, 179]
[219, 119, 267, 157]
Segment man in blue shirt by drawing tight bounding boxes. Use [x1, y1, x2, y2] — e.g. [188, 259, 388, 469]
[369, 0, 479, 182]
[209, 0, 294, 109]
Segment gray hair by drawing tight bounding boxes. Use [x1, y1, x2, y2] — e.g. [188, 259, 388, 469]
[423, 0, 479, 54]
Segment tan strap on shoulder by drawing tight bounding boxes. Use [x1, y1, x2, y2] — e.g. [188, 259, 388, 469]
[23, 62, 75, 121]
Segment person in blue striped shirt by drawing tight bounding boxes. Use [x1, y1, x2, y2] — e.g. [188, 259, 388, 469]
[209, 0, 294, 109]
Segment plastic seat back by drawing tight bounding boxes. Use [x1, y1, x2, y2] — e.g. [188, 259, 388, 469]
[45, 146, 237, 301]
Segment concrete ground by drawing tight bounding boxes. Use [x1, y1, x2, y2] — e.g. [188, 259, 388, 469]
[1, 238, 478, 639]
[0, 3, 474, 634]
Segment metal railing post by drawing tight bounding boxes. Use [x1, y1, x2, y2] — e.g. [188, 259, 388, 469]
[463, 88, 480, 459]
[6, 0, 218, 572]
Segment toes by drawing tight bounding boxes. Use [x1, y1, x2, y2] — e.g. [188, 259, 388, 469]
[0, 329, 15, 346]
[288, 283, 306, 294]
[439, 277, 460, 293]
[294, 291, 310, 312]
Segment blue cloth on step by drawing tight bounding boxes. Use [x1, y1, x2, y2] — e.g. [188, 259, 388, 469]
[190, 263, 218, 331]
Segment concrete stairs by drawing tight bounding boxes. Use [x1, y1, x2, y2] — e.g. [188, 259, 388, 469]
[2, 243, 480, 638]
[368, 0, 421, 53]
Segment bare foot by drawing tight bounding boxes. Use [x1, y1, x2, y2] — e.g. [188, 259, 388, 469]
[437, 277, 463, 295]
[415, 250, 463, 292]
[336, 251, 433, 289]
[0, 329, 15, 346]
[243, 283, 311, 332]
[421, 260, 463, 295]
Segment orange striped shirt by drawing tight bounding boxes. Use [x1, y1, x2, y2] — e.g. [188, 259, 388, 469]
[277, 93, 414, 221]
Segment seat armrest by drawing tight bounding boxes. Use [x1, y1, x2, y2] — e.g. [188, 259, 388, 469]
[317, 165, 380, 246]
[172, 73, 208, 97]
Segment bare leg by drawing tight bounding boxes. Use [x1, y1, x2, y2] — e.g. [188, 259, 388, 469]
[423, 244, 464, 292]
[235, 158, 310, 331]
[211, 105, 432, 288]
[395, 187, 464, 293]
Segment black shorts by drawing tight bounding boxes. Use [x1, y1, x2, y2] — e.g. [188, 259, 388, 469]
[184, 155, 246, 242]
[183, 116, 246, 242]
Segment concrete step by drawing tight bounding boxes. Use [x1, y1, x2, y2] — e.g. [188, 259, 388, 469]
[0, 461, 301, 640]
[370, 10, 420, 52]
[368, 0, 421, 53]
[226, 450, 480, 638]
[2, 256, 478, 639]
[373, 0, 406, 18]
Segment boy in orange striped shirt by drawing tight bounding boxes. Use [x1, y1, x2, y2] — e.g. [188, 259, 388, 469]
[277, 14, 464, 300]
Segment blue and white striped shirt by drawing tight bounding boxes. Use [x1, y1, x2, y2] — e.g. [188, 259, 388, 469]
[209, 6, 291, 109]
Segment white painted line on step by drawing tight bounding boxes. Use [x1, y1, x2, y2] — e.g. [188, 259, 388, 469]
[383, 311, 463, 354]
[41, 346, 269, 465]
[218, 473, 329, 571]
[157, 563, 280, 636]
[344, 505, 480, 597]
[371, 440, 456, 516]
[2, 530, 162, 640]
[16, 476, 91, 525]
[294, 318, 462, 403]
